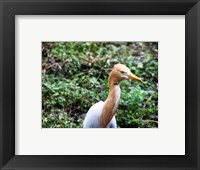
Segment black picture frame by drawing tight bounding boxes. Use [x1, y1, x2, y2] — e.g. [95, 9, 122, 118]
[0, 0, 200, 170]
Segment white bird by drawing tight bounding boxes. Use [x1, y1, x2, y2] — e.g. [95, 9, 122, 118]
[83, 64, 143, 128]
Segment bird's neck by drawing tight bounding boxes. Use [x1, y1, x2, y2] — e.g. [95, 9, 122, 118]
[99, 73, 121, 128]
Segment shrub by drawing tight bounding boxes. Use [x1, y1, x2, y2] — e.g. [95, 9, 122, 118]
[42, 42, 158, 128]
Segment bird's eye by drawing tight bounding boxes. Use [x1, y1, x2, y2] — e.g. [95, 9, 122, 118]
[120, 71, 126, 74]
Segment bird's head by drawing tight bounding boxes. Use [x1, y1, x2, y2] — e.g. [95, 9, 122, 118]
[109, 64, 143, 84]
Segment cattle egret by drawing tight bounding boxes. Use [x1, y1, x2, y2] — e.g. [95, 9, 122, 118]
[83, 64, 143, 128]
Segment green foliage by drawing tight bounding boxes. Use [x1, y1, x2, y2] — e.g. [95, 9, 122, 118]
[42, 42, 158, 128]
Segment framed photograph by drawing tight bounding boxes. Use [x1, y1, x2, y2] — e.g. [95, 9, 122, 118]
[0, 0, 200, 170]
[41, 41, 158, 129]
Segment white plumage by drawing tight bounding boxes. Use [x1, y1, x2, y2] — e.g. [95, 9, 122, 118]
[83, 101, 117, 128]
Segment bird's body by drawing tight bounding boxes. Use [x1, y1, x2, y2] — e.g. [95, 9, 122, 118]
[83, 101, 117, 128]
[84, 85, 120, 128]
[83, 64, 142, 128]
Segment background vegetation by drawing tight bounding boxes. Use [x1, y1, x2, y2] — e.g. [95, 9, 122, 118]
[42, 42, 158, 128]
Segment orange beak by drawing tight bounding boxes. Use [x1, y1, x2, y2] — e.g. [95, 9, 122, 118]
[128, 73, 143, 83]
